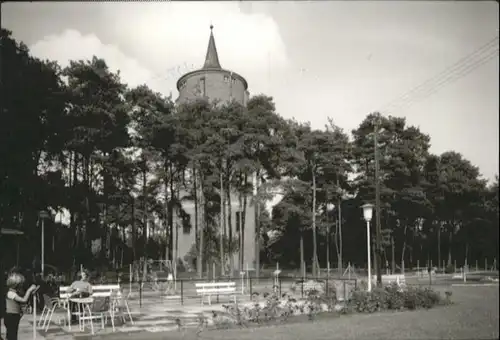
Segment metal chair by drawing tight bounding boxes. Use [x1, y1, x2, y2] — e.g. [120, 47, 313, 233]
[38, 294, 67, 332]
[103, 290, 134, 332]
[78, 297, 109, 334]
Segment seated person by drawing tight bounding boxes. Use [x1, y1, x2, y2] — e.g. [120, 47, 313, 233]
[67, 270, 93, 324]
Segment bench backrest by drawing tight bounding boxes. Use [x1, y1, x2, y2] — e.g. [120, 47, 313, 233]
[195, 282, 236, 293]
[371, 274, 406, 286]
[59, 284, 122, 299]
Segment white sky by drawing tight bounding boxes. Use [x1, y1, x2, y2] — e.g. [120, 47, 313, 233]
[2, 1, 499, 182]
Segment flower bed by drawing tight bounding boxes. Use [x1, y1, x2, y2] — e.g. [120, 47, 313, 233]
[204, 283, 453, 331]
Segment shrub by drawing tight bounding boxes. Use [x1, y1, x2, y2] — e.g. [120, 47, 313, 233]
[348, 288, 389, 313]
[346, 283, 448, 313]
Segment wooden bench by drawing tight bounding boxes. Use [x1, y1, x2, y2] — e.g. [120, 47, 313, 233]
[59, 284, 121, 299]
[373, 274, 406, 288]
[195, 282, 237, 305]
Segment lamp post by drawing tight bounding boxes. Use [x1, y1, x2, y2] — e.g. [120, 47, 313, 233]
[97, 202, 105, 259]
[325, 203, 335, 273]
[38, 210, 50, 277]
[361, 204, 374, 292]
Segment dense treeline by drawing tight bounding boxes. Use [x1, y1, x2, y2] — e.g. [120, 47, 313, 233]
[0, 29, 498, 278]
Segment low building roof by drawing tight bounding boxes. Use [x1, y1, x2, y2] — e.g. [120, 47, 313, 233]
[0, 228, 24, 236]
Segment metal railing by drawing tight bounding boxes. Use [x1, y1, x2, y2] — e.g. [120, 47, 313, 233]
[123, 275, 358, 307]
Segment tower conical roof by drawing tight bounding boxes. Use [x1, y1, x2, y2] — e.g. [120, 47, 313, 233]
[202, 25, 222, 69]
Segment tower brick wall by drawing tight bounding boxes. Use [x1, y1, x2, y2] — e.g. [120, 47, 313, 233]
[177, 69, 247, 106]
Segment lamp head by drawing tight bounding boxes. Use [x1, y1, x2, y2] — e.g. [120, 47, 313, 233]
[361, 203, 374, 222]
[326, 203, 335, 211]
[38, 210, 49, 219]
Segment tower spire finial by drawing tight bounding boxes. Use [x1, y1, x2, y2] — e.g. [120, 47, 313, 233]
[203, 23, 221, 69]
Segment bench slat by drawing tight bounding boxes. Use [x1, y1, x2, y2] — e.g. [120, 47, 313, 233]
[196, 288, 236, 293]
[59, 284, 122, 299]
[195, 282, 235, 287]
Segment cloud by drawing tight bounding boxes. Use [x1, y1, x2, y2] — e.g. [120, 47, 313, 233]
[31, 30, 157, 88]
[29, 2, 290, 98]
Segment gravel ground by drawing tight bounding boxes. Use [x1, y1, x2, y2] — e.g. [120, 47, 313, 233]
[90, 285, 499, 340]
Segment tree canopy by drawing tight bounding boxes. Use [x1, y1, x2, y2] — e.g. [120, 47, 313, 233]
[1, 29, 497, 276]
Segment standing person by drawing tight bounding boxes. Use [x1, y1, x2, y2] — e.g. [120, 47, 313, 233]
[166, 265, 174, 295]
[4, 273, 38, 340]
[0, 261, 5, 340]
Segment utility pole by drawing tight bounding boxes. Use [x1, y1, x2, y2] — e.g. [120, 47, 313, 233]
[374, 113, 383, 286]
[337, 177, 343, 277]
[220, 167, 224, 276]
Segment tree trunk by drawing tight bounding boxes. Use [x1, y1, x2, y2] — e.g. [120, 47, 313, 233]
[131, 197, 137, 263]
[437, 223, 441, 269]
[238, 176, 244, 270]
[337, 195, 343, 276]
[391, 234, 395, 274]
[194, 167, 201, 278]
[198, 172, 205, 275]
[164, 180, 169, 263]
[300, 233, 305, 278]
[175, 221, 179, 271]
[401, 225, 408, 267]
[242, 173, 248, 271]
[142, 169, 148, 258]
[222, 182, 227, 271]
[326, 211, 330, 272]
[254, 171, 261, 279]
[219, 168, 224, 276]
[71, 152, 79, 266]
[333, 218, 339, 272]
[464, 242, 469, 267]
[168, 165, 175, 261]
[311, 169, 318, 277]
[226, 174, 234, 275]
[447, 230, 453, 266]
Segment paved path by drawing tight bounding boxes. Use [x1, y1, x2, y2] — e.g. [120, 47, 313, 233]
[17, 295, 250, 339]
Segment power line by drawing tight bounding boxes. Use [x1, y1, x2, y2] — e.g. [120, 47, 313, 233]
[381, 35, 498, 112]
[380, 35, 499, 113]
[390, 47, 498, 113]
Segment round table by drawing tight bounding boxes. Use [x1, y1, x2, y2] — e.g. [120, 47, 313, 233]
[68, 297, 94, 331]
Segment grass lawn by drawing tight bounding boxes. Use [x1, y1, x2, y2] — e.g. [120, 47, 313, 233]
[92, 285, 499, 340]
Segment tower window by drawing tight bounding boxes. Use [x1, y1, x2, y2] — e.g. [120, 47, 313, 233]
[223, 75, 230, 83]
[231, 78, 236, 84]
[180, 80, 187, 89]
[199, 78, 206, 97]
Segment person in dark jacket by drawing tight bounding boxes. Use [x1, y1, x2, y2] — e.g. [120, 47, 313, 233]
[1, 261, 5, 340]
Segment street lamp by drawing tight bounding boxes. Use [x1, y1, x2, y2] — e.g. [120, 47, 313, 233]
[325, 203, 335, 272]
[38, 210, 50, 277]
[361, 203, 374, 292]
